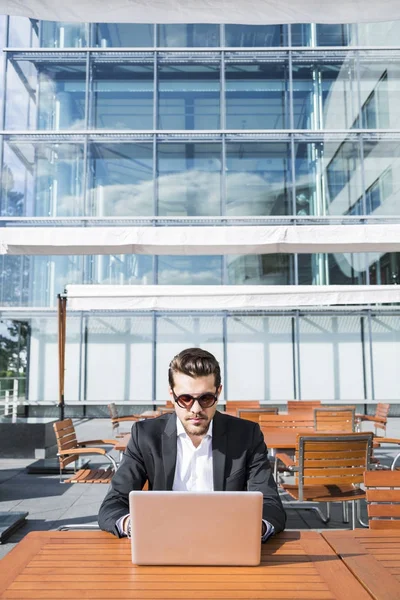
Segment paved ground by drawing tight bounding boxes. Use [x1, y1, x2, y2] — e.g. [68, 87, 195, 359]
[0, 417, 399, 560]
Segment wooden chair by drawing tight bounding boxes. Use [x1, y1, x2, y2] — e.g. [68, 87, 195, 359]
[364, 470, 400, 529]
[237, 408, 279, 422]
[259, 413, 314, 432]
[313, 408, 355, 433]
[372, 437, 400, 471]
[107, 402, 140, 435]
[225, 400, 260, 416]
[287, 400, 322, 412]
[276, 432, 373, 528]
[53, 419, 118, 484]
[356, 403, 390, 436]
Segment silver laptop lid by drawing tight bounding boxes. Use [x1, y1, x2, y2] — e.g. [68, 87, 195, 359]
[129, 490, 263, 566]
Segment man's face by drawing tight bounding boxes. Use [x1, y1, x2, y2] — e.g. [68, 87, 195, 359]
[169, 371, 221, 440]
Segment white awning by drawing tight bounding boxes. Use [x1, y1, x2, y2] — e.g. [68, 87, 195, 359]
[0, 0, 398, 24]
[1, 224, 400, 256]
[65, 284, 400, 311]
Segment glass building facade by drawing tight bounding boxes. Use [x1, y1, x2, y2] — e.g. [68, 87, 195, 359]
[0, 17, 399, 406]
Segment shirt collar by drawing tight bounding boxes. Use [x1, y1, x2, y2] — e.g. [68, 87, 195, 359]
[176, 414, 213, 438]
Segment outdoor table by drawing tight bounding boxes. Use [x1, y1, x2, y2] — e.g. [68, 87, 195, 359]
[323, 530, 400, 600]
[0, 530, 373, 599]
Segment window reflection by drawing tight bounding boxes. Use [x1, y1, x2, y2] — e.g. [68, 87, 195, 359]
[2, 142, 84, 217]
[94, 23, 153, 47]
[158, 24, 219, 47]
[358, 52, 400, 129]
[360, 140, 400, 216]
[88, 143, 153, 216]
[157, 256, 222, 285]
[225, 25, 286, 47]
[369, 252, 400, 285]
[324, 140, 362, 214]
[227, 255, 292, 285]
[294, 142, 325, 216]
[225, 60, 289, 129]
[226, 143, 291, 216]
[157, 143, 221, 216]
[158, 62, 220, 129]
[292, 55, 358, 129]
[91, 255, 154, 285]
[92, 61, 153, 129]
[298, 254, 367, 285]
[40, 21, 87, 47]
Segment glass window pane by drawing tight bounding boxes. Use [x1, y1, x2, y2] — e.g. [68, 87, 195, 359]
[358, 51, 400, 129]
[357, 21, 400, 46]
[316, 24, 350, 46]
[157, 143, 221, 216]
[5, 57, 86, 130]
[88, 143, 154, 216]
[91, 61, 153, 129]
[226, 142, 291, 216]
[91, 255, 153, 285]
[227, 315, 294, 400]
[29, 315, 81, 402]
[292, 54, 358, 129]
[0, 256, 31, 306]
[324, 140, 362, 214]
[39, 21, 87, 47]
[85, 316, 153, 402]
[0, 16, 6, 125]
[368, 252, 400, 285]
[371, 315, 400, 400]
[225, 25, 286, 47]
[0, 319, 29, 402]
[299, 315, 365, 400]
[294, 142, 325, 216]
[362, 139, 400, 216]
[8, 16, 39, 47]
[158, 62, 220, 129]
[227, 255, 293, 285]
[155, 315, 224, 401]
[94, 23, 153, 47]
[157, 24, 219, 47]
[298, 254, 368, 285]
[225, 59, 289, 129]
[2, 141, 84, 216]
[157, 256, 222, 285]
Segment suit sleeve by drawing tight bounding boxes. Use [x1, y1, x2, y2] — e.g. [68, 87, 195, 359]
[98, 423, 148, 536]
[246, 424, 286, 533]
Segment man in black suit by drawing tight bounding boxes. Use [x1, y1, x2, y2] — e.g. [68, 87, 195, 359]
[98, 347, 286, 539]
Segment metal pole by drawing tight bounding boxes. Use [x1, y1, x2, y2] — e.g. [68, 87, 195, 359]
[57, 294, 66, 420]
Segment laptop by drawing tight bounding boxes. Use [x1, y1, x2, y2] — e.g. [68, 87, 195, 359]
[129, 490, 263, 566]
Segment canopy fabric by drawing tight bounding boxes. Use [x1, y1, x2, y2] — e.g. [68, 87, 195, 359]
[1, 224, 400, 256]
[65, 284, 400, 311]
[0, 0, 398, 24]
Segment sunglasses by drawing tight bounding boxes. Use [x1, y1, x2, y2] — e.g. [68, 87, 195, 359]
[172, 390, 218, 410]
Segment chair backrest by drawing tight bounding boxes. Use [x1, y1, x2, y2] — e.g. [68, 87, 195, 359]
[374, 403, 390, 431]
[364, 470, 400, 529]
[259, 413, 314, 431]
[225, 401, 260, 410]
[107, 403, 119, 419]
[297, 432, 373, 501]
[313, 408, 355, 433]
[287, 400, 322, 412]
[53, 419, 79, 470]
[237, 408, 279, 422]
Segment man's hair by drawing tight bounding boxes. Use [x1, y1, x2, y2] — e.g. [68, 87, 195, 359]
[168, 347, 221, 389]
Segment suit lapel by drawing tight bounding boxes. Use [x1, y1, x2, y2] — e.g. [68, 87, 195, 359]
[162, 413, 177, 490]
[212, 411, 227, 491]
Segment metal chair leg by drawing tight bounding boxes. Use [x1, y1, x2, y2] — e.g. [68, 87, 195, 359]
[281, 500, 330, 524]
[342, 501, 349, 523]
[356, 500, 369, 528]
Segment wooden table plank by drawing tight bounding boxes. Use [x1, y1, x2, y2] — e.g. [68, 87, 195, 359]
[0, 531, 373, 600]
[323, 530, 400, 600]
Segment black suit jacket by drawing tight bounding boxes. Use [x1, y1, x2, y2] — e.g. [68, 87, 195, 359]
[98, 411, 286, 536]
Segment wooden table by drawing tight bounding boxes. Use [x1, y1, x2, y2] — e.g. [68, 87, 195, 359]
[323, 530, 400, 600]
[0, 530, 373, 599]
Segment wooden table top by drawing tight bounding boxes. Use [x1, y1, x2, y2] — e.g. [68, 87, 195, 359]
[322, 530, 400, 600]
[0, 530, 373, 600]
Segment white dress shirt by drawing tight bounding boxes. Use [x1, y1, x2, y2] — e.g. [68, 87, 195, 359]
[172, 417, 214, 491]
